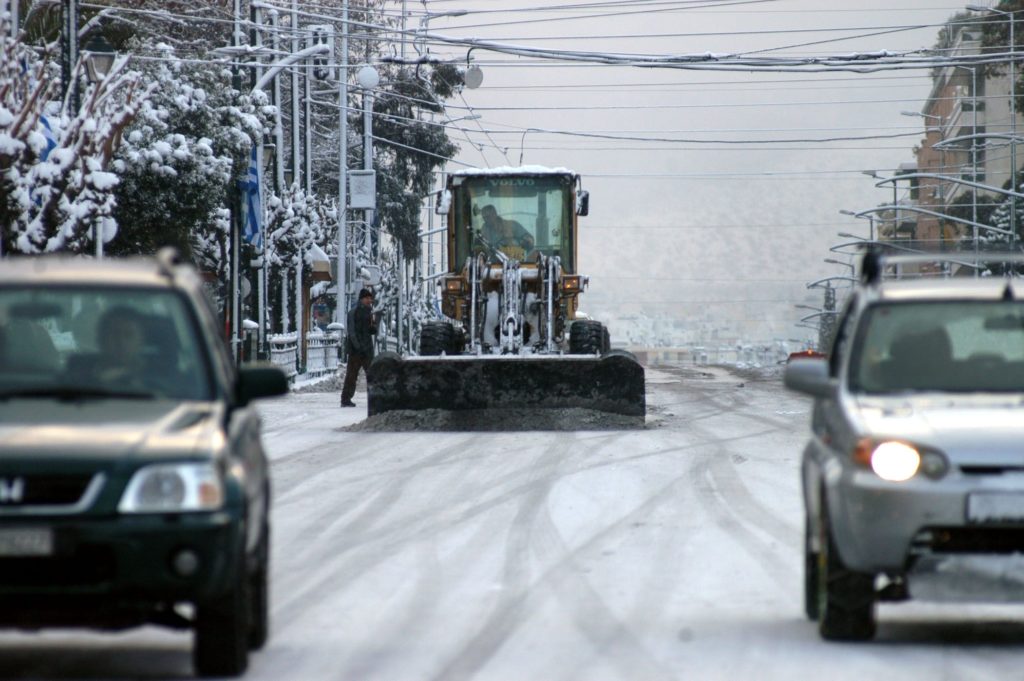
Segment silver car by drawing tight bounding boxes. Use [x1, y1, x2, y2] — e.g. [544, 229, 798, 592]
[786, 256, 1024, 641]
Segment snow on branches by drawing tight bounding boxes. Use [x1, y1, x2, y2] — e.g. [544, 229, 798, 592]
[0, 20, 151, 254]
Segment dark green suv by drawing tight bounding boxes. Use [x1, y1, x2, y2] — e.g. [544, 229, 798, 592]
[0, 250, 287, 677]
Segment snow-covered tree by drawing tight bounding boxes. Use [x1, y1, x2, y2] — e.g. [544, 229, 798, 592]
[0, 20, 149, 254]
[109, 44, 273, 266]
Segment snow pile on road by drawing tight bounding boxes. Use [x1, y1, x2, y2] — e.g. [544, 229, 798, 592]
[346, 407, 645, 432]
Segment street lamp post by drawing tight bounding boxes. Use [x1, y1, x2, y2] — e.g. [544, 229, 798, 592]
[968, 4, 1017, 249]
[824, 257, 856, 276]
[863, 170, 900, 236]
[839, 209, 875, 240]
[81, 34, 116, 258]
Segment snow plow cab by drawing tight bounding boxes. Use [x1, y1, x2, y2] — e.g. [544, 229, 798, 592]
[367, 166, 645, 422]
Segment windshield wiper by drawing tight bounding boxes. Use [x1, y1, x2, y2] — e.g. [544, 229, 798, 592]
[0, 386, 157, 401]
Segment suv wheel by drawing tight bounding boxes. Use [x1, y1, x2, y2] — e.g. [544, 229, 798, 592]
[248, 522, 270, 650]
[818, 504, 876, 641]
[804, 517, 819, 621]
[194, 550, 251, 677]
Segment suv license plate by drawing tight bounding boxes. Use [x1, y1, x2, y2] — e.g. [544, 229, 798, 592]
[967, 493, 1024, 524]
[0, 528, 54, 556]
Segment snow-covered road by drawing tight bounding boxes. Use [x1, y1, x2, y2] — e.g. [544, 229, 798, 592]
[4, 364, 1024, 680]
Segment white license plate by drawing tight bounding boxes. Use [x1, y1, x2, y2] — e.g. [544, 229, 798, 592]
[0, 528, 54, 557]
[967, 493, 1024, 524]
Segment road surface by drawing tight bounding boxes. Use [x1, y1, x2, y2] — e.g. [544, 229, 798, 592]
[3, 364, 1024, 680]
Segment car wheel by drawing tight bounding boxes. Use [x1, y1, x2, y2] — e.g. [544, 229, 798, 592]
[194, 555, 251, 677]
[818, 504, 876, 641]
[248, 522, 270, 650]
[804, 517, 819, 621]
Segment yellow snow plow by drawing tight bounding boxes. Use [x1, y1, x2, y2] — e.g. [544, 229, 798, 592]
[367, 167, 645, 422]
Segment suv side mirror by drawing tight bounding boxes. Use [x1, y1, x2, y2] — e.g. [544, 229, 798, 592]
[784, 358, 834, 398]
[576, 190, 589, 217]
[236, 364, 289, 406]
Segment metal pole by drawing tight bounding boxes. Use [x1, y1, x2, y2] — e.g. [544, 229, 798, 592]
[397, 240, 404, 352]
[291, 0, 300, 188]
[271, 11, 285, 192]
[64, 0, 78, 111]
[230, 0, 243, 362]
[337, 0, 349, 324]
[254, 4, 268, 352]
[401, 0, 407, 61]
[973, 65, 979, 274]
[1011, 12, 1017, 250]
[363, 88, 374, 255]
[304, 59, 312, 193]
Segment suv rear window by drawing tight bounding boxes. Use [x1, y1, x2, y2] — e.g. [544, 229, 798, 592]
[0, 286, 213, 401]
[848, 301, 1024, 393]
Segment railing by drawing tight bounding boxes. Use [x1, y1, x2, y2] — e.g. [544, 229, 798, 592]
[304, 329, 340, 377]
[268, 333, 299, 380]
[266, 330, 340, 381]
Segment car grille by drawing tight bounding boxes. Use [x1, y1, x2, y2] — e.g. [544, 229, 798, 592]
[0, 473, 103, 513]
[913, 526, 1024, 554]
[0, 545, 116, 587]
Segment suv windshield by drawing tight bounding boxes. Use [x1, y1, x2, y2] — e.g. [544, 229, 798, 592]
[0, 286, 213, 401]
[849, 301, 1024, 393]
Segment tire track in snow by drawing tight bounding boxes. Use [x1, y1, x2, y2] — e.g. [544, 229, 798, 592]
[271, 435, 478, 629]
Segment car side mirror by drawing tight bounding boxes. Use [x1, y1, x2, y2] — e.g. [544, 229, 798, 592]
[236, 364, 289, 406]
[784, 358, 834, 399]
[576, 190, 589, 217]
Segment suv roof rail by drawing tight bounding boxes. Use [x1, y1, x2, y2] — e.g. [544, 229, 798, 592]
[155, 247, 184, 278]
[859, 251, 1024, 283]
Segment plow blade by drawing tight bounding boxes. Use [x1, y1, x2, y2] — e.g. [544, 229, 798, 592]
[367, 350, 645, 419]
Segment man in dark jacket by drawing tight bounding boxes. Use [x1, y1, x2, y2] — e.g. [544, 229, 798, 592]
[341, 288, 377, 407]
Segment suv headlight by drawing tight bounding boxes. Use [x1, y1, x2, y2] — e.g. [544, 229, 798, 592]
[119, 463, 224, 513]
[853, 439, 948, 482]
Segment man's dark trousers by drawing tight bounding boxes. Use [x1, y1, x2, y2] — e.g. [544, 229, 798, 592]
[341, 352, 371, 405]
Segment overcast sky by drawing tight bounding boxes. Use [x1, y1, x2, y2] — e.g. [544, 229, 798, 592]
[412, 1, 974, 348]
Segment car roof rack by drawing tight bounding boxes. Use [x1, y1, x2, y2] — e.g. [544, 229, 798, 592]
[859, 250, 1024, 285]
[155, 247, 185, 280]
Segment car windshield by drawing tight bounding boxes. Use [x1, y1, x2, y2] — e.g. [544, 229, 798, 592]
[0, 286, 213, 401]
[848, 300, 1024, 394]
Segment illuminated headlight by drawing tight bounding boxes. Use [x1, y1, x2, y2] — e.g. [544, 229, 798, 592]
[119, 463, 224, 513]
[853, 438, 948, 482]
[444, 277, 466, 294]
[561, 275, 582, 294]
[870, 442, 920, 482]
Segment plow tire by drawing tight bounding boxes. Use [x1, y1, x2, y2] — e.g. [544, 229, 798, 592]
[450, 327, 466, 355]
[420, 321, 456, 356]
[570, 320, 606, 355]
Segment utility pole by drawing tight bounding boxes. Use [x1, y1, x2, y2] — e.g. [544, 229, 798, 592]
[62, 0, 78, 110]
[229, 0, 243, 363]
[337, 0, 350, 324]
[251, 2, 268, 358]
